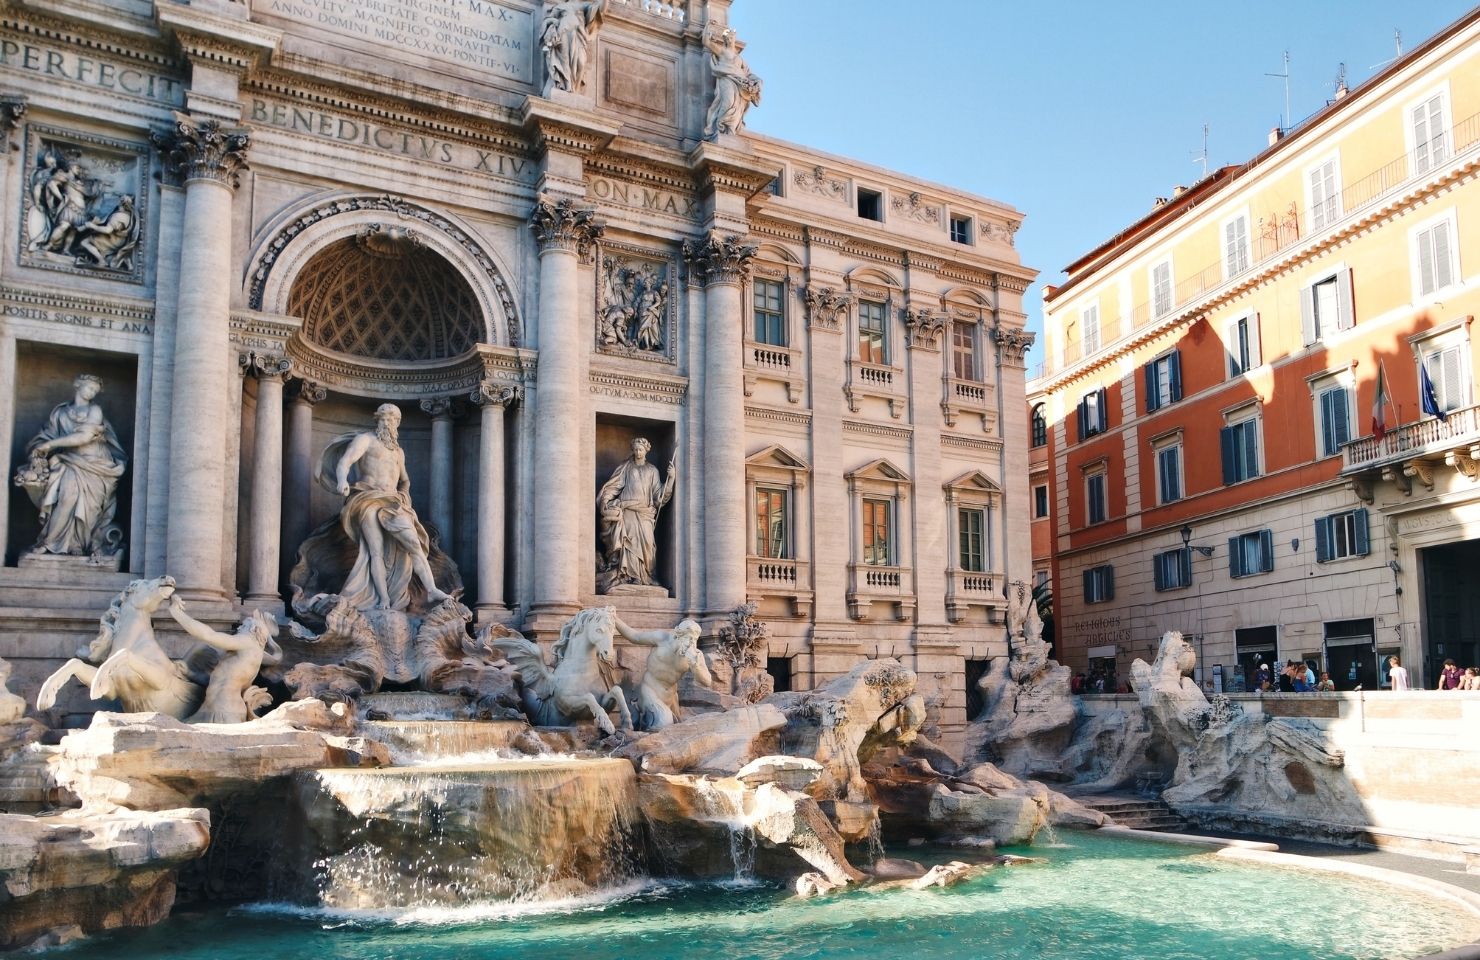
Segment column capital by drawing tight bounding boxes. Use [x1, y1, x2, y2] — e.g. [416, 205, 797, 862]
[991, 324, 1035, 368]
[802, 285, 853, 332]
[903, 306, 945, 351]
[684, 232, 757, 287]
[470, 379, 523, 409]
[152, 113, 250, 188]
[529, 193, 603, 258]
[288, 379, 328, 405]
[239, 351, 292, 380]
[420, 396, 465, 420]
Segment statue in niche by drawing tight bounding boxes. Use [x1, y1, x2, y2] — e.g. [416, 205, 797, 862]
[310, 403, 454, 612]
[13, 374, 127, 563]
[24, 144, 138, 271]
[598, 259, 668, 353]
[165, 596, 281, 724]
[613, 615, 712, 730]
[540, 0, 607, 95]
[701, 20, 762, 140]
[597, 437, 675, 594]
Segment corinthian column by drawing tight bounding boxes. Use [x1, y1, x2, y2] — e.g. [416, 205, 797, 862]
[529, 195, 603, 620]
[242, 353, 290, 607]
[471, 380, 521, 616]
[153, 115, 249, 599]
[420, 397, 460, 541]
[685, 232, 757, 616]
[282, 378, 326, 579]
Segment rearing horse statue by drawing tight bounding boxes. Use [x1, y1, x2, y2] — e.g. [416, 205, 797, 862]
[37, 576, 205, 719]
[489, 606, 633, 735]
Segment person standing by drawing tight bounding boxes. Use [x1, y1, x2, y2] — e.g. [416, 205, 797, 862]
[1387, 655, 1410, 691]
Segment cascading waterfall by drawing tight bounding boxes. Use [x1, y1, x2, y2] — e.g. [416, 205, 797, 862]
[689, 777, 758, 882]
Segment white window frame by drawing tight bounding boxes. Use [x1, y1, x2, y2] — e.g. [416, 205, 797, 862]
[1084, 564, 1114, 604]
[1084, 463, 1108, 526]
[1081, 303, 1101, 354]
[1300, 263, 1353, 346]
[1408, 208, 1461, 303]
[1149, 257, 1174, 319]
[949, 213, 974, 246]
[1151, 432, 1184, 506]
[1404, 82, 1452, 177]
[1221, 208, 1252, 280]
[1032, 483, 1050, 519]
[1225, 311, 1261, 378]
[1305, 152, 1343, 232]
[1409, 320, 1472, 418]
[1222, 401, 1263, 484]
[1307, 368, 1356, 460]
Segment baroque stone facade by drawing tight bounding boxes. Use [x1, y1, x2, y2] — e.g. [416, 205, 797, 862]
[0, 0, 1034, 749]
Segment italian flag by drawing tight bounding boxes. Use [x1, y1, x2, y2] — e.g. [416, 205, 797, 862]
[1372, 361, 1391, 442]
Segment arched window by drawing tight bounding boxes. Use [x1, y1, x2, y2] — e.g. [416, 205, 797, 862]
[1031, 403, 1048, 447]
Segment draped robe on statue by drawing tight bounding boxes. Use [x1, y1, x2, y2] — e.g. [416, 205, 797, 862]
[597, 457, 671, 592]
[22, 402, 126, 556]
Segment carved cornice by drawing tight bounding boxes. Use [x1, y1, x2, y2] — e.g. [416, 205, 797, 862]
[683, 232, 757, 286]
[941, 434, 1004, 455]
[745, 404, 812, 427]
[991, 325, 1035, 367]
[2, 283, 155, 328]
[288, 379, 328, 405]
[239, 351, 292, 380]
[529, 193, 604, 258]
[750, 218, 806, 244]
[152, 113, 250, 187]
[843, 419, 913, 443]
[802, 285, 853, 332]
[903, 305, 945, 350]
[470, 378, 523, 409]
[155, 4, 279, 73]
[588, 367, 688, 405]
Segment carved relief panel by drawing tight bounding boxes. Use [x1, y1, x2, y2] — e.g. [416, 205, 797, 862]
[19, 126, 147, 283]
[595, 244, 676, 363]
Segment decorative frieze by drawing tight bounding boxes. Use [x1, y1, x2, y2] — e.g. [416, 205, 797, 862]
[802, 285, 852, 332]
[793, 165, 847, 202]
[2, 284, 154, 334]
[683, 232, 756, 286]
[152, 114, 250, 187]
[20, 126, 147, 283]
[529, 193, 604, 258]
[891, 191, 940, 225]
[596, 247, 674, 360]
[589, 367, 688, 405]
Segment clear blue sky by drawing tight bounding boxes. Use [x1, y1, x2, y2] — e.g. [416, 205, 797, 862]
[729, 0, 1475, 371]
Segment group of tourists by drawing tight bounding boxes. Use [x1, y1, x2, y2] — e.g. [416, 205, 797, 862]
[1248, 659, 1335, 693]
[1434, 658, 1480, 690]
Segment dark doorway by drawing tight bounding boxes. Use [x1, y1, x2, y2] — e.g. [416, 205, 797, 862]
[1422, 541, 1480, 688]
[1235, 626, 1278, 690]
[964, 659, 991, 718]
[766, 656, 793, 693]
[1324, 618, 1376, 691]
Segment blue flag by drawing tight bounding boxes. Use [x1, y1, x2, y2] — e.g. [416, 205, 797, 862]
[1421, 360, 1448, 421]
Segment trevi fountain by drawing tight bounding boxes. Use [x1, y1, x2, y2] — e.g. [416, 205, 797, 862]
[0, 0, 1477, 957]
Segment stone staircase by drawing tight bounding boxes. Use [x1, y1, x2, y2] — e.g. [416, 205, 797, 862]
[1074, 793, 1186, 832]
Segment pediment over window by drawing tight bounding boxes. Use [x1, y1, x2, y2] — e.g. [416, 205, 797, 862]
[847, 458, 911, 485]
[747, 444, 809, 472]
[943, 469, 1001, 494]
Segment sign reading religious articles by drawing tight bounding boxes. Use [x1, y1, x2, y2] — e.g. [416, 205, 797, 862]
[256, 0, 534, 87]
[595, 245, 674, 362]
[19, 126, 146, 284]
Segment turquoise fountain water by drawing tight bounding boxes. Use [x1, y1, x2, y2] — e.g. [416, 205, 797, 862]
[49, 832, 1477, 960]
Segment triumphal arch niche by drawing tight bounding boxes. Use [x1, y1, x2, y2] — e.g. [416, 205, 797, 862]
[0, 0, 1035, 750]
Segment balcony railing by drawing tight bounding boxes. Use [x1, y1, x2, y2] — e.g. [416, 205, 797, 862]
[745, 555, 813, 617]
[945, 569, 999, 622]
[846, 562, 915, 620]
[1035, 110, 1480, 381]
[1342, 404, 1480, 474]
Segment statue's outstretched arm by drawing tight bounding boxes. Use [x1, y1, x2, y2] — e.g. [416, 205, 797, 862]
[167, 596, 247, 653]
[613, 616, 662, 647]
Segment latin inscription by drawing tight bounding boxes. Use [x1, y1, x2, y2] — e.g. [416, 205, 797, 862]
[262, 0, 532, 84]
[589, 176, 697, 219]
[0, 38, 182, 104]
[248, 98, 531, 179]
[2, 303, 152, 334]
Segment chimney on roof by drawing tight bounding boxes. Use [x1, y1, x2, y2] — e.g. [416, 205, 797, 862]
[1043, 284, 1059, 299]
[1152, 197, 1169, 209]
[1172, 185, 1188, 198]
[1268, 125, 1284, 146]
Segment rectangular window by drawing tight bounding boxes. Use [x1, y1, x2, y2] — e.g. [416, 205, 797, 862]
[857, 187, 883, 221]
[1151, 260, 1173, 318]
[1224, 215, 1250, 277]
[862, 498, 892, 565]
[1153, 548, 1192, 591]
[1415, 218, 1457, 298]
[1086, 471, 1107, 525]
[1412, 93, 1447, 175]
[754, 487, 788, 559]
[1228, 529, 1275, 578]
[1156, 443, 1183, 504]
[950, 215, 973, 245]
[952, 322, 978, 380]
[1226, 314, 1260, 377]
[1034, 569, 1050, 589]
[1300, 270, 1353, 345]
[1143, 350, 1183, 412]
[753, 278, 786, 346]
[1033, 484, 1050, 519]
[1315, 508, 1370, 562]
[1220, 415, 1260, 484]
[1309, 158, 1341, 230]
[858, 300, 887, 364]
[1077, 387, 1108, 440]
[1083, 564, 1115, 604]
[1421, 343, 1466, 414]
[958, 507, 986, 572]
[1082, 304, 1101, 354]
[1317, 384, 1352, 457]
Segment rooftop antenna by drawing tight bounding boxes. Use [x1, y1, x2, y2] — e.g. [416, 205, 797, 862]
[1332, 62, 1348, 100]
[1370, 28, 1402, 70]
[1265, 50, 1291, 130]
[1190, 122, 1209, 178]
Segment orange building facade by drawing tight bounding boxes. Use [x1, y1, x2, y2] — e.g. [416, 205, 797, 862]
[1033, 9, 1480, 692]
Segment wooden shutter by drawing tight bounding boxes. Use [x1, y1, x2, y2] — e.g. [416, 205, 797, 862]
[1083, 568, 1093, 599]
[1315, 516, 1334, 563]
[1438, 345, 1464, 412]
[1242, 420, 1260, 478]
[1414, 100, 1433, 171]
[1354, 508, 1370, 556]
[1332, 388, 1350, 448]
[1259, 528, 1274, 572]
[1228, 537, 1244, 578]
[1153, 555, 1166, 592]
[1335, 268, 1354, 331]
[1247, 314, 1262, 367]
[1220, 426, 1237, 485]
[1145, 362, 1160, 413]
[1299, 284, 1317, 345]
[1169, 351, 1183, 402]
[1178, 547, 1192, 587]
[1104, 565, 1114, 600]
[1433, 222, 1454, 291]
[1077, 398, 1087, 441]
